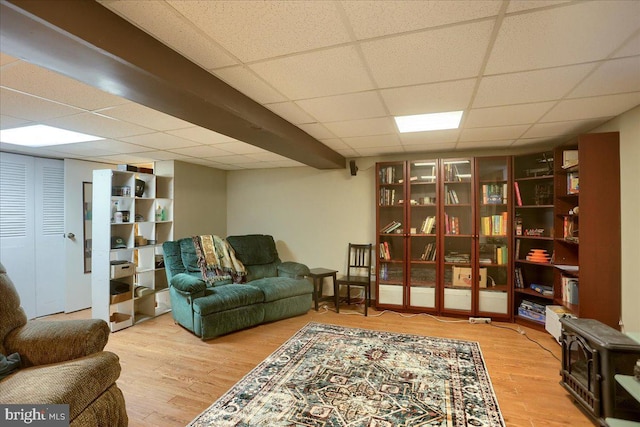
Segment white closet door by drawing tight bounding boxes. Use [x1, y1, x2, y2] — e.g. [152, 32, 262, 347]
[0, 153, 64, 319]
[34, 157, 65, 317]
[0, 152, 36, 318]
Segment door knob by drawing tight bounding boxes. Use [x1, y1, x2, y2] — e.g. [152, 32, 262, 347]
[67, 233, 75, 239]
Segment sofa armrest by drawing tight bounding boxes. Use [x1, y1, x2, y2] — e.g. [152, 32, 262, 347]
[4, 319, 110, 367]
[170, 273, 207, 293]
[277, 262, 310, 279]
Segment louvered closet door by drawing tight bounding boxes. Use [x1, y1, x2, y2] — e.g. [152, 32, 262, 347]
[34, 158, 65, 317]
[0, 152, 36, 317]
[0, 153, 64, 318]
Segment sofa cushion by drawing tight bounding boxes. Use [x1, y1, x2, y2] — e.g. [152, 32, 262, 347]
[248, 277, 313, 303]
[193, 284, 264, 316]
[227, 235, 280, 266]
[0, 263, 28, 355]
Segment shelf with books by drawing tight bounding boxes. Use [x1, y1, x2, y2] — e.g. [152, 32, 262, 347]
[513, 151, 555, 328]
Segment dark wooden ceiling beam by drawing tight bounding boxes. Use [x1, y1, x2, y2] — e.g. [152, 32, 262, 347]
[0, 0, 345, 169]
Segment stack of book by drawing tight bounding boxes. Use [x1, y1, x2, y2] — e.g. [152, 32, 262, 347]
[420, 243, 436, 261]
[380, 221, 402, 234]
[420, 216, 436, 234]
[518, 300, 546, 324]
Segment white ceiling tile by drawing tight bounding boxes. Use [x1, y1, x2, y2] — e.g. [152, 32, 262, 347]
[0, 143, 70, 158]
[506, 1, 571, 14]
[0, 61, 130, 111]
[47, 140, 123, 157]
[404, 142, 457, 153]
[320, 138, 350, 150]
[213, 141, 267, 155]
[0, 88, 85, 121]
[247, 152, 289, 162]
[465, 102, 555, 128]
[614, 32, 640, 58]
[473, 64, 595, 107]
[541, 92, 640, 122]
[486, 1, 640, 74]
[165, 126, 236, 144]
[569, 56, 640, 98]
[342, 0, 501, 40]
[213, 66, 287, 104]
[297, 123, 336, 140]
[96, 103, 194, 131]
[360, 21, 493, 87]
[98, 0, 238, 69]
[296, 92, 386, 122]
[400, 129, 460, 146]
[250, 45, 375, 99]
[343, 134, 401, 149]
[119, 132, 200, 150]
[169, 145, 234, 158]
[380, 79, 476, 116]
[96, 153, 160, 164]
[523, 118, 612, 138]
[456, 139, 515, 149]
[129, 150, 193, 161]
[208, 155, 256, 165]
[324, 117, 396, 138]
[510, 137, 558, 147]
[265, 102, 316, 125]
[335, 147, 360, 157]
[87, 139, 153, 154]
[44, 112, 153, 138]
[356, 146, 407, 156]
[0, 114, 31, 129]
[460, 125, 529, 142]
[168, 0, 351, 62]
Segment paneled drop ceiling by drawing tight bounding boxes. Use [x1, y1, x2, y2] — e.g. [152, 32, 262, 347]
[1, 0, 639, 170]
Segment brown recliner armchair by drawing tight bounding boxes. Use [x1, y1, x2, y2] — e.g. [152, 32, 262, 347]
[0, 262, 128, 426]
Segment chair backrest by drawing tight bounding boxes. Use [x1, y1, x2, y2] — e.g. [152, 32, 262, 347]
[0, 262, 28, 355]
[346, 243, 373, 280]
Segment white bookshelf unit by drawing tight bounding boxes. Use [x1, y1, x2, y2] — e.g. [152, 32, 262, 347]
[91, 168, 173, 332]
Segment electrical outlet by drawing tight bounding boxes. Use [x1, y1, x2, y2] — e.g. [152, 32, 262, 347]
[469, 317, 491, 324]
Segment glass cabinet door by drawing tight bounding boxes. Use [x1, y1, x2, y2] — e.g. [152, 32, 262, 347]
[407, 160, 438, 310]
[476, 157, 510, 316]
[442, 158, 474, 313]
[377, 162, 406, 307]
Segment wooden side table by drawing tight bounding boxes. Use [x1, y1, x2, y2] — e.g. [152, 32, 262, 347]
[308, 268, 337, 311]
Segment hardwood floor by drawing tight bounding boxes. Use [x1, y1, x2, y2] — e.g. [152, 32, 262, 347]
[50, 306, 594, 426]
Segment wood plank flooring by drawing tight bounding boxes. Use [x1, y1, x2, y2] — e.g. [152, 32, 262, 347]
[48, 306, 594, 426]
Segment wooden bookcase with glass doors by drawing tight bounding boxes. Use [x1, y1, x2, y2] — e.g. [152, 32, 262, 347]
[375, 157, 512, 320]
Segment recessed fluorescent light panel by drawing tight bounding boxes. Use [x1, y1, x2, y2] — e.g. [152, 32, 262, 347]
[0, 125, 104, 147]
[394, 111, 463, 133]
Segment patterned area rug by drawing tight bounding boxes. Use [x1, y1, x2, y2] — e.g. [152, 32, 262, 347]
[188, 322, 505, 427]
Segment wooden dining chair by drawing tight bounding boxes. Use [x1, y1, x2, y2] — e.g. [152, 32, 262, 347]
[335, 243, 373, 316]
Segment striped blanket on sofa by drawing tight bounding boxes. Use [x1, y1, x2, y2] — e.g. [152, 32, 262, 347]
[192, 235, 247, 284]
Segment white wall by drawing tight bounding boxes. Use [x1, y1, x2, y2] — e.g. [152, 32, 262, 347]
[593, 105, 640, 334]
[227, 164, 376, 276]
[168, 160, 227, 240]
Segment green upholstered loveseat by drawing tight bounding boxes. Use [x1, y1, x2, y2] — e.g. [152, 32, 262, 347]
[162, 234, 312, 340]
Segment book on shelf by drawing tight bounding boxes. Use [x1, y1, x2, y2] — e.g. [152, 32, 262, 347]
[515, 239, 521, 260]
[482, 183, 507, 204]
[514, 181, 523, 206]
[420, 243, 436, 261]
[420, 216, 436, 234]
[380, 221, 402, 234]
[561, 276, 579, 305]
[379, 242, 391, 260]
[530, 283, 553, 296]
[567, 172, 579, 194]
[514, 267, 524, 288]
